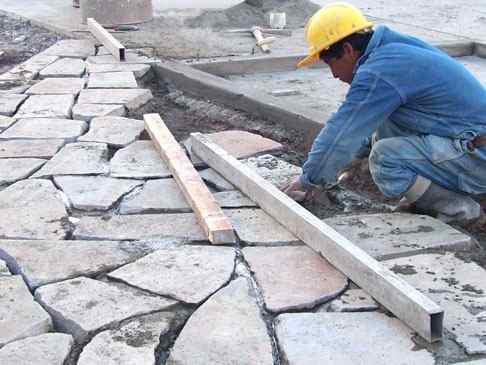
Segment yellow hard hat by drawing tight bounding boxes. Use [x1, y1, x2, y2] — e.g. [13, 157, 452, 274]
[298, 2, 373, 68]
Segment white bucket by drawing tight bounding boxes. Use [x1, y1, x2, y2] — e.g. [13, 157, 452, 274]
[268, 12, 286, 29]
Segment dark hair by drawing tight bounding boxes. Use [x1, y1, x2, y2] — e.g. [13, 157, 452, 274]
[319, 31, 374, 62]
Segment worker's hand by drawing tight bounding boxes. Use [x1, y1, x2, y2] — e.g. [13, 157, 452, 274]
[282, 176, 318, 202]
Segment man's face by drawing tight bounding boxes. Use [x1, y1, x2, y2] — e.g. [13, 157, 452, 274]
[323, 43, 360, 84]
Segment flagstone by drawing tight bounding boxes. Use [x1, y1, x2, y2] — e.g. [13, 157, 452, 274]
[0, 94, 28, 116]
[0, 158, 46, 185]
[199, 168, 234, 191]
[0, 115, 16, 131]
[0, 54, 58, 82]
[77, 89, 153, 110]
[14, 94, 74, 119]
[0, 118, 87, 142]
[41, 39, 96, 59]
[87, 71, 138, 89]
[0, 139, 65, 159]
[39, 58, 86, 78]
[72, 103, 126, 122]
[242, 154, 302, 188]
[326, 289, 379, 312]
[86, 53, 158, 65]
[26, 78, 86, 96]
[214, 190, 257, 208]
[78, 116, 144, 147]
[87, 63, 151, 78]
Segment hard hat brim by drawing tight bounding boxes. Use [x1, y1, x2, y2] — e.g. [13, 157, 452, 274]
[297, 53, 320, 68]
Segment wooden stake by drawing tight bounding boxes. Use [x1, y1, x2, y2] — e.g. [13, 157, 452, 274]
[87, 18, 125, 61]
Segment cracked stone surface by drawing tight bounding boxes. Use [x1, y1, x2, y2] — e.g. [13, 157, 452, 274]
[87, 63, 151, 78]
[0, 94, 28, 116]
[0, 115, 16, 130]
[86, 53, 157, 65]
[384, 253, 486, 355]
[0, 239, 147, 290]
[77, 89, 153, 110]
[167, 277, 273, 365]
[243, 246, 347, 312]
[0, 333, 73, 365]
[74, 213, 206, 241]
[0, 259, 9, 275]
[326, 289, 379, 312]
[199, 168, 234, 191]
[32, 142, 109, 178]
[0, 54, 58, 82]
[242, 154, 302, 188]
[78, 116, 144, 147]
[225, 208, 299, 245]
[42, 39, 96, 59]
[0, 118, 87, 142]
[26, 77, 86, 96]
[0, 139, 65, 158]
[78, 311, 184, 365]
[0, 179, 68, 240]
[109, 246, 236, 304]
[14, 94, 74, 119]
[0, 275, 52, 347]
[88, 71, 138, 89]
[72, 103, 126, 122]
[39, 58, 86, 78]
[35, 277, 176, 342]
[0, 158, 46, 185]
[275, 312, 434, 365]
[324, 213, 474, 260]
[110, 141, 171, 179]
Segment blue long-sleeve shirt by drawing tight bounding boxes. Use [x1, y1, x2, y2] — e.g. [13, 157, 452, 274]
[300, 25, 486, 188]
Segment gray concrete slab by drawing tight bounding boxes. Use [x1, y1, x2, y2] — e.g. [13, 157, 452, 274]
[0, 118, 87, 141]
[324, 213, 473, 260]
[87, 71, 138, 89]
[25, 77, 86, 96]
[77, 116, 144, 147]
[0, 94, 28, 116]
[0, 115, 16, 131]
[39, 58, 86, 78]
[0, 139, 65, 159]
[77, 88, 153, 110]
[41, 39, 97, 59]
[0, 158, 46, 185]
[14, 94, 75, 119]
[72, 103, 126, 122]
[0, 54, 58, 82]
[87, 63, 151, 79]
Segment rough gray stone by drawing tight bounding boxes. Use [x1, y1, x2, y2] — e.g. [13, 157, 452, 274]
[0, 118, 87, 141]
[384, 254, 486, 355]
[42, 39, 96, 59]
[87, 63, 151, 78]
[72, 103, 126, 122]
[275, 312, 434, 365]
[167, 278, 273, 365]
[0, 179, 68, 240]
[0, 139, 65, 158]
[35, 277, 176, 342]
[0, 54, 58, 82]
[0, 158, 46, 185]
[14, 94, 74, 119]
[0, 275, 52, 346]
[199, 168, 234, 191]
[243, 246, 347, 312]
[88, 71, 138, 89]
[0, 333, 73, 365]
[214, 190, 257, 208]
[0, 259, 10, 276]
[78, 116, 144, 147]
[0, 239, 147, 289]
[77, 89, 153, 110]
[242, 154, 302, 188]
[110, 141, 171, 179]
[32, 142, 109, 178]
[39, 58, 86, 78]
[54, 175, 141, 211]
[326, 289, 379, 312]
[324, 213, 474, 260]
[74, 213, 206, 241]
[0, 94, 28, 116]
[109, 246, 236, 304]
[453, 361, 486, 365]
[86, 53, 158, 65]
[0, 115, 16, 131]
[225, 208, 299, 245]
[26, 78, 86, 96]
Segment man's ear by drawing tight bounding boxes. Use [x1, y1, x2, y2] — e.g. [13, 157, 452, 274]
[342, 42, 355, 56]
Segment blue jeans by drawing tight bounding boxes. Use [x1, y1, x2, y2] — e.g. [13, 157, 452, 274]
[369, 120, 486, 197]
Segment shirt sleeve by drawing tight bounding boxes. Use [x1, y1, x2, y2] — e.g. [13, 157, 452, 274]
[300, 70, 403, 189]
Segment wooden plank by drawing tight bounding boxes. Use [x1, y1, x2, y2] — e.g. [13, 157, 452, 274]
[144, 114, 236, 244]
[190, 132, 444, 343]
[87, 18, 125, 61]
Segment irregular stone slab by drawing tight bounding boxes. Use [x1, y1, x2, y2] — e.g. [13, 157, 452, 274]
[26, 78, 86, 96]
[0, 333, 73, 365]
[0, 158, 46, 185]
[87, 63, 151, 79]
[214, 190, 256, 208]
[109, 246, 236, 304]
[72, 103, 126, 122]
[0, 118, 87, 141]
[35, 277, 176, 342]
[78, 312, 182, 365]
[77, 89, 153, 110]
[0, 259, 10, 275]
[32, 142, 109, 178]
[54, 175, 141, 211]
[225, 208, 299, 246]
[15, 94, 74, 119]
[384, 254, 486, 355]
[199, 168, 234, 191]
[0, 179, 68, 240]
[0, 94, 28, 116]
[0, 54, 58, 82]
[39, 58, 86, 78]
[42, 39, 96, 59]
[324, 213, 473, 260]
[86, 53, 158, 65]
[167, 278, 273, 365]
[275, 312, 434, 365]
[88, 71, 138, 89]
[242, 154, 302, 188]
[110, 141, 171, 179]
[243, 246, 347, 312]
[0, 239, 147, 289]
[326, 289, 379, 312]
[0, 275, 52, 346]
[78, 116, 144, 147]
[0, 115, 16, 131]
[74, 213, 206, 241]
[0, 139, 65, 159]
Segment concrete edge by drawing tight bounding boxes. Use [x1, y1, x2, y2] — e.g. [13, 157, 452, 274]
[474, 42, 486, 58]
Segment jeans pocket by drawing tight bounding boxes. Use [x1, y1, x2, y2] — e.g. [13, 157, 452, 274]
[426, 135, 465, 164]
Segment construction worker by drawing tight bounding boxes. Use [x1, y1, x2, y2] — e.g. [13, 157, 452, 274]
[283, 2, 486, 223]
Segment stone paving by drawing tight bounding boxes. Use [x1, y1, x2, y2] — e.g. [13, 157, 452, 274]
[0, 38, 485, 364]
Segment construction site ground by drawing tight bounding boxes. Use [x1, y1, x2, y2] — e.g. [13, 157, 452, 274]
[1, 1, 486, 364]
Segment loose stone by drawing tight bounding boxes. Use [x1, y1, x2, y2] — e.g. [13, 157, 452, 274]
[199, 168, 234, 191]
[242, 154, 302, 188]
[72, 103, 126, 122]
[0, 94, 28, 116]
[87, 63, 151, 78]
[0, 158, 46, 185]
[14, 94, 74, 119]
[87, 71, 138, 89]
[26, 78, 86, 96]
[0, 139, 65, 159]
[0, 118, 87, 142]
[326, 289, 379, 312]
[77, 89, 153, 110]
[39, 58, 86, 78]
[78, 116, 144, 147]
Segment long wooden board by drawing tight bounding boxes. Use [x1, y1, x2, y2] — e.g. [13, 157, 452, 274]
[87, 18, 125, 61]
[144, 114, 236, 244]
[190, 132, 444, 343]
